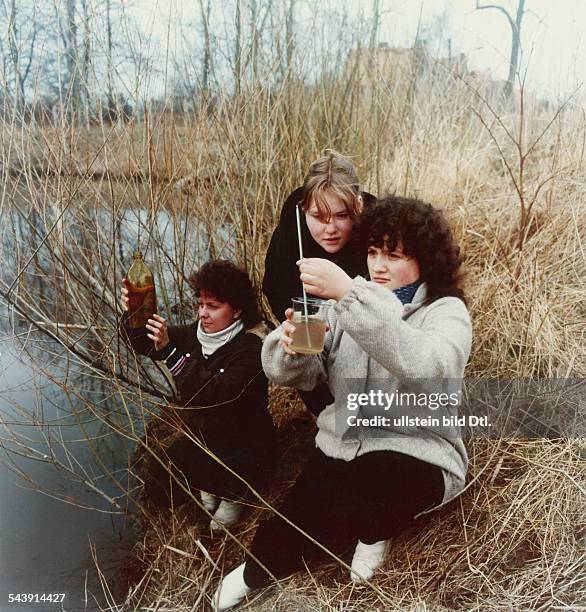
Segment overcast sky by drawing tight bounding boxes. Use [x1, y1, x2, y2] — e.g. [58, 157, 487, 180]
[129, 0, 586, 104]
[384, 0, 586, 102]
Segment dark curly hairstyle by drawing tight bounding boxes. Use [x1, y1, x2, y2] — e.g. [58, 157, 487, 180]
[354, 196, 466, 304]
[188, 260, 262, 328]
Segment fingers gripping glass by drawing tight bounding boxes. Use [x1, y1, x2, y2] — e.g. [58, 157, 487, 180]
[290, 298, 330, 354]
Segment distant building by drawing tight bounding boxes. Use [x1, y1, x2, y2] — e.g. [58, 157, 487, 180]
[346, 43, 470, 88]
[345, 43, 544, 115]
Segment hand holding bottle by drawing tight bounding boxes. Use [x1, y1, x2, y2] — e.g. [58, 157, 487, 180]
[121, 278, 168, 350]
[120, 278, 131, 311]
[145, 314, 170, 351]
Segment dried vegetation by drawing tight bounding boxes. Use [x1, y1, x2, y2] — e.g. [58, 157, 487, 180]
[0, 40, 584, 612]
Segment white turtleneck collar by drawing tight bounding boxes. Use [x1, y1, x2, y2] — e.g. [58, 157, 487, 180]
[196, 318, 244, 358]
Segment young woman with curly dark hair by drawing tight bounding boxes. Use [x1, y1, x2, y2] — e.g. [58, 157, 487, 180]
[121, 260, 275, 530]
[188, 260, 263, 329]
[354, 195, 466, 304]
[213, 197, 472, 610]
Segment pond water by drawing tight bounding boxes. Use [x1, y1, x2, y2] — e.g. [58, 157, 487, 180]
[0, 205, 155, 612]
[0, 194, 236, 611]
[0, 328, 134, 612]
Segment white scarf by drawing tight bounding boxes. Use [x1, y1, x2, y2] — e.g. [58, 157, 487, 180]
[196, 318, 244, 358]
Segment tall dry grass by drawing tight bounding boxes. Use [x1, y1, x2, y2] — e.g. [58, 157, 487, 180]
[0, 42, 584, 610]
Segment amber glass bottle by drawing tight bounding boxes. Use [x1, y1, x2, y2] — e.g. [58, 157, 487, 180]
[126, 251, 157, 328]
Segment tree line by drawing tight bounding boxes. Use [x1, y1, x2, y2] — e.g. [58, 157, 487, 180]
[0, 0, 532, 125]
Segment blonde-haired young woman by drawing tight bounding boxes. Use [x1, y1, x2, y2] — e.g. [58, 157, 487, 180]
[262, 150, 376, 415]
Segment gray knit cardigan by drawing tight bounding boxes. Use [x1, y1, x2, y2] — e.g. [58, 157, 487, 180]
[261, 276, 473, 506]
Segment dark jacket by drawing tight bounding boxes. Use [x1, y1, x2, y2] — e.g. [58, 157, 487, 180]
[122, 316, 276, 495]
[262, 187, 376, 321]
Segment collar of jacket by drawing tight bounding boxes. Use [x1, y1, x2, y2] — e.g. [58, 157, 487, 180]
[393, 279, 422, 305]
[197, 319, 245, 358]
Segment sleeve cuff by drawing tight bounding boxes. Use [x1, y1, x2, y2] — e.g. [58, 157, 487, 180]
[334, 276, 369, 312]
[163, 344, 189, 376]
[335, 276, 403, 313]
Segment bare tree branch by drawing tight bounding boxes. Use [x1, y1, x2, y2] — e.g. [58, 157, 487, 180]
[475, 1, 515, 31]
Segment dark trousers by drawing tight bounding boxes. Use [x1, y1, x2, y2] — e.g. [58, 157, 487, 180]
[143, 438, 274, 508]
[243, 447, 444, 588]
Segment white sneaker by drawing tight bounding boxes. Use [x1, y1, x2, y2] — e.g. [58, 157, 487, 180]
[211, 563, 251, 611]
[200, 490, 219, 513]
[350, 539, 389, 582]
[210, 499, 243, 530]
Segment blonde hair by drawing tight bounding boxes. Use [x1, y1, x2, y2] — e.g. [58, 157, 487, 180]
[301, 150, 361, 220]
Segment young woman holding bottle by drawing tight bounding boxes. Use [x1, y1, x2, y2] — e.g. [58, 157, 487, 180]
[121, 260, 276, 530]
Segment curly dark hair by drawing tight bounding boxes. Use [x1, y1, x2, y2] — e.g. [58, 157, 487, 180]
[354, 196, 466, 304]
[188, 260, 262, 328]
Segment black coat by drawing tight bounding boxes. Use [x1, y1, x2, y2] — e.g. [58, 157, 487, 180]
[122, 317, 276, 500]
[262, 187, 376, 321]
